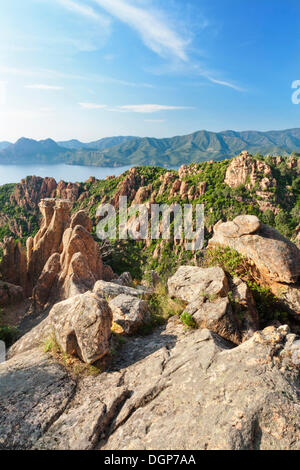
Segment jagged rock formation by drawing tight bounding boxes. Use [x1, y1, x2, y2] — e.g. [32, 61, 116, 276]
[10, 176, 57, 210]
[225, 152, 276, 190]
[209, 215, 300, 315]
[32, 204, 104, 308]
[9, 176, 81, 210]
[27, 198, 72, 294]
[0, 199, 107, 310]
[1, 320, 300, 450]
[168, 266, 259, 344]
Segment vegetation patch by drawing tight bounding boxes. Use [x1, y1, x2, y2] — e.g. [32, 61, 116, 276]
[43, 333, 104, 377]
[180, 312, 197, 329]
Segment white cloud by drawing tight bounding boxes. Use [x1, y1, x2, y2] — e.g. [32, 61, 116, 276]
[56, 0, 110, 27]
[25, 84, 64, 90]
[116, 104, 193, 113]
[78, 102, 192, 113]
[92, 0, 189, 61]
[91, 1, 244, 91]
[78, 102, 107, 109]
[204, 75, 245, 92]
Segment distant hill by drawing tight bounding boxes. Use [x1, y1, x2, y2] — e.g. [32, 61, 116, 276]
[1, 129, 300, 167]
[0, 142, 11, 151]
[58, 136, 136, 151]
[0, 138, 67, 164]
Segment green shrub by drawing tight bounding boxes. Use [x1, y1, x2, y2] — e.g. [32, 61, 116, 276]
[180, 312, 197, 329]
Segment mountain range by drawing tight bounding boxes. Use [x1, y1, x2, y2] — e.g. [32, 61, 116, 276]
[1, 128, 300, 167]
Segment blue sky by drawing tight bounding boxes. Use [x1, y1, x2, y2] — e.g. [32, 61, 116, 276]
[0, 0, 300, 142]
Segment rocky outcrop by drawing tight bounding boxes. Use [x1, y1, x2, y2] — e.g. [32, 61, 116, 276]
[225, 152, 276, 190]
[9, 176, 82, 210]
[109, 294, 151, 335]
[209, 215, 300, 315]
[112, 168, 141, 206]
[56, 181, 80, 202]
[27, 199, 72, 294]
[168, 265, 259, 344]
[1, 320, 300, 450]
[0, 199, 106, 310]
[9, 176, 57, 210]
[33, 207, 104, 308]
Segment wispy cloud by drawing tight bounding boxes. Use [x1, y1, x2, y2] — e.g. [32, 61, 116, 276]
[78, 103, 193, 113]
[117, 104, 193, 113]
[56, 0, 110, 27]
[202, 75, 245, 92]
[78, 102, 107, 109]
[91, 0, 244, 91]
[25, 84, 64, 90]
[92, 0, 189, 61]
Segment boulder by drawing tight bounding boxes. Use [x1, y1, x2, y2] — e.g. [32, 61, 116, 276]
[168, 265, 229, 303]
[169, 266, 258, 344]
[93, 280, 148, 299]
[210, 216, 300, 285]
[186, 296, 240, 344]
[109, 294, 151, 335]
[209, 216, 300, 315]
[50, 292, 112, 364]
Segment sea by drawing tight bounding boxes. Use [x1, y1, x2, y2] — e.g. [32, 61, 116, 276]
[0, 163, 132, 186]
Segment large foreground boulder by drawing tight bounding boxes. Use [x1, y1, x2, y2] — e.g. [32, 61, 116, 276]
[1, 321, 300, 450]
[8, 291, 113, 364]
[49, 292, 112, 364]
[209, 215, 300, 284]
[209, 215, 300, 315]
